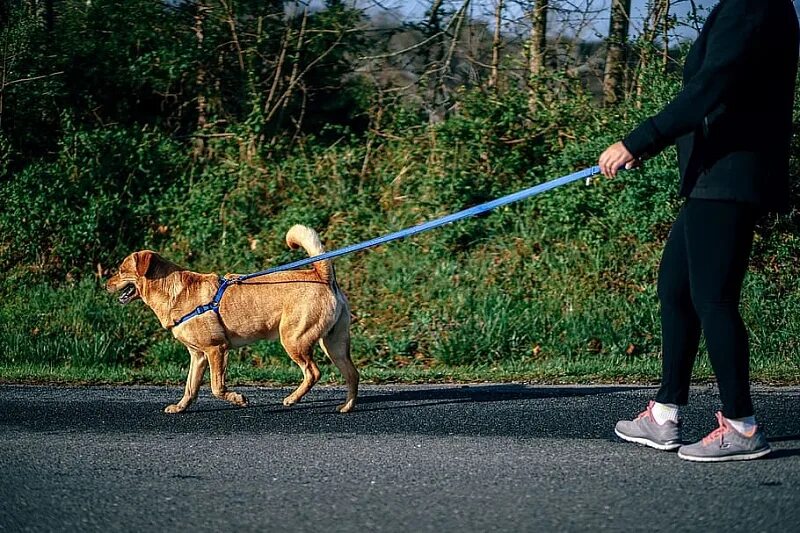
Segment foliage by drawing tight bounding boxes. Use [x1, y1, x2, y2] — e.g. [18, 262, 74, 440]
[1, 3, 799, 382]
[1, 120, 188, 274]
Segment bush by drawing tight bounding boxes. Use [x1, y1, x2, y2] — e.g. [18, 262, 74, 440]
[2, 37, 799, 378]
[0, 121, 189, 276]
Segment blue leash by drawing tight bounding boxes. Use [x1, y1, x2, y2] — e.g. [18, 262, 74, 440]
[171, 165, 602, 328]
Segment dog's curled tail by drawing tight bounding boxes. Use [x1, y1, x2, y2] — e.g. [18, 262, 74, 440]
[285, 224, 334, 284]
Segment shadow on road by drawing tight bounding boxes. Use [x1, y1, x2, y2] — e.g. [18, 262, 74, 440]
[350, 384, 642, 413]
[766, 434, 800, 443]
[765, 434, 800, 459]
[1, 383, 651, 440]
[768, 448, 800, 460]
[2, 384, 798, 446]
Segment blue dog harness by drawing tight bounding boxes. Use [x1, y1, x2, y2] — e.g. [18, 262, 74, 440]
[172, 276, 237, 328]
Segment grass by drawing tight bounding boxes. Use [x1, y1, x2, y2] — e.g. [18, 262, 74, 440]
[3, 352, 800, 387]
[2, 282, 798, 388]
[0, 357, 688, 386]
[4, 187, 800, 388]
[2, 133, 799, 387]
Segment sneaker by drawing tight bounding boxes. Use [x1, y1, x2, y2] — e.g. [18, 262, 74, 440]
[614, 401, 682, 451]
[677, 412, 771, 462]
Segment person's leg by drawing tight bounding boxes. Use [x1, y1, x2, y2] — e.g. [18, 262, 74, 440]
[683, 198, 757, 419]
[614, 205, 695, 451]
[677, 199, 770, 462]
[654, 204, 701, 408]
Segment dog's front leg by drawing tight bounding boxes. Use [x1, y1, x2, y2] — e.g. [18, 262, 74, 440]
[164, 348, 208, 414]
[207, 345, 248, 407]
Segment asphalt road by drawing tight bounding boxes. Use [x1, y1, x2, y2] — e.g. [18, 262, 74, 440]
[1, 383, 799, 532]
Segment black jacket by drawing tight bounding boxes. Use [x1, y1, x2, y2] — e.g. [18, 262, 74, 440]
[623, 0, 799, 211]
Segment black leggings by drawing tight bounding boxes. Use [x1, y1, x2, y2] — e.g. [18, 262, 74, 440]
[655, 198, 759, 419]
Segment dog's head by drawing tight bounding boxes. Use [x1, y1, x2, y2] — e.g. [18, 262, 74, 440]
[107, 250, 160, 305]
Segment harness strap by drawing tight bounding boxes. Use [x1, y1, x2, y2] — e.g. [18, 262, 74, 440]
[172, 276, 238, 328]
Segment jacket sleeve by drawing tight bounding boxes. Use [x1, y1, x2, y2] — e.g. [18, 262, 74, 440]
[622, 0, 768, 159]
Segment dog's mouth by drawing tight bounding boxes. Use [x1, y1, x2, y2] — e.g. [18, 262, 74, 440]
[118, 283, 139, 304]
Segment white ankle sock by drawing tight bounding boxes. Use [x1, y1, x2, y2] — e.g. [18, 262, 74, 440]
[652, 402, 679, 424]
[726, 415, 757, 435]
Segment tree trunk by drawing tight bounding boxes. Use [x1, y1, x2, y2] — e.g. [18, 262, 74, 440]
[193, 3, 211, 156]
[426, 0, 445, 35]
[662, 0, 671, 71]
[489, 0, 504, 89]
[424, 0, 446, 118]
[529, 0, 548, 78]
[433, 0, 469, 119]
[603, 0, 631, 105]
[527, 0, 548, 112]
[633, 0, 670, 106]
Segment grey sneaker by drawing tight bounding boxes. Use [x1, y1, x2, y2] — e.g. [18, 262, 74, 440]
[614, 401, 682, 451]
[677, 412, 771, 462]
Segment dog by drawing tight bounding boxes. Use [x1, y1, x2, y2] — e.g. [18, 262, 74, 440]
[107, 225, 358, 414]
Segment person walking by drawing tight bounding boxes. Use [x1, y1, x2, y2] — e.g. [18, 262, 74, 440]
[598, 0, 799, 462]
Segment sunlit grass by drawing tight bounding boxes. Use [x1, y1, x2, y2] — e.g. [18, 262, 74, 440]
[2, 229, 799, 386]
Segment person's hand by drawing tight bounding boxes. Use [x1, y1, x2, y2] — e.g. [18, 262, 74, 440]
[598, 141, 639, 178]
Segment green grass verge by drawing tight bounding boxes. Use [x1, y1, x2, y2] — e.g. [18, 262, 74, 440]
[3, 351, 800, 387]
[3, 226, 799, 387]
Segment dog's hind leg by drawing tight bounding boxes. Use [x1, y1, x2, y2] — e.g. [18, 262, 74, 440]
[165, 348, 208, 414]
[280, 336, 321, 407]
[319, 314, 359, 413]
[207, 344, 248, 407]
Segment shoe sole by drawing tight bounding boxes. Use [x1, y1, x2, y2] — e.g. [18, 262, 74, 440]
[614, 428, 682, 451]
[677, 447, 772, 463]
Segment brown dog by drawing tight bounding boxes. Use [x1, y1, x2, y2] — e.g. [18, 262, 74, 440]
[107, 225, 358, 414]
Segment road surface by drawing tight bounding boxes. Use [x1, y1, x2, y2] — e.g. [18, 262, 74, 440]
[1, 384, 799, 532]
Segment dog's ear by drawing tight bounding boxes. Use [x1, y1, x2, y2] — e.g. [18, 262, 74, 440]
[133, 251, 154, 278]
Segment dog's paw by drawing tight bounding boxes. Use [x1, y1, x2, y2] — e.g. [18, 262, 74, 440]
[164, 403, 186, 414]
[282, 395, 298, 407]
[337, 400, 356, 413]
[227, 392, 248, 407]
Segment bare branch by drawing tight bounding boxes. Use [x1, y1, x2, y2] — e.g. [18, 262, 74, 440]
[1, 70, 64, 89]
[218, 0, 245, 72]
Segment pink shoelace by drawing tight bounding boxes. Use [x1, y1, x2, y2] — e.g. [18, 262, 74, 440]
[702, 411, 731, 446]
[635, 400, 656, 420]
